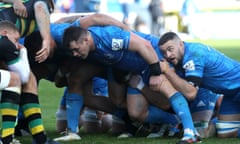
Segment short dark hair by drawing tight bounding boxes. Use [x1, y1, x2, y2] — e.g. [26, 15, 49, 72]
[158, 31, 179, 46]
[0, 20, 19, 32]
[63, 26, 88, 48]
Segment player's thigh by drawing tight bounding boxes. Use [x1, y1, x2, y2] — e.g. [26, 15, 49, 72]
[127, 93, 148, 117]
[108, 81, 127, 108]
[126, 87, 148, 121]
[217, 96, 240, 138]
[21, 71, 38, 94]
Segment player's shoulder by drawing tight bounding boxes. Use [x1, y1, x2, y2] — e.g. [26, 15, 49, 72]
[185, 42, 210, 55]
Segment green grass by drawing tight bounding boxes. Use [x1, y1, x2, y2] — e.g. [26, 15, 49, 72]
[17, 39, 240, 143]
[188, 39, 240, 61]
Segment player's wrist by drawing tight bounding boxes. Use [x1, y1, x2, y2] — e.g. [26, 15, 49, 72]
[149, 61, 161, 76]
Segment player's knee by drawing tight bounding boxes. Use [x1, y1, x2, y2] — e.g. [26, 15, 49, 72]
[128, 108, 145, 122]
[216, 120, 240, 138]
[8, 72, 21, 89]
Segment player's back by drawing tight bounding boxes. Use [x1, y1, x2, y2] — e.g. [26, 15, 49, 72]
[184, 42, 240, 94]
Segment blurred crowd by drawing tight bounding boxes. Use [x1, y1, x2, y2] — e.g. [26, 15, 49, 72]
[53, 0, 165, 36]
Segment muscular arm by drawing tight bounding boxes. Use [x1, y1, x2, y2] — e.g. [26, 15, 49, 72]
[34, 1, 53, 63]
[55, 13, 131, 31]
[128, 32, 162, 90]
[1, 0, 27, 17]
[128, 32, 159, 65]
[160, 60, 198, 100]
[80, 13, 131, 31]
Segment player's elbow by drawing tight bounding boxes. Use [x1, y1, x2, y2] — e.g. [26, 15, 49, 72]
[34, 1, 48, 12]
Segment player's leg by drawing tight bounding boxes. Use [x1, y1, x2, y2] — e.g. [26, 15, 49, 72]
[21, 71, 60, 144]
[20, 72, 59, 144]
[153, 74, 198, 143]
[81, 77, 110, 134]
[54, 60, 104, 141]
[190, 89, 222, 138]
[127, 86, 181, 138]
[216, 95, 240, 138]
[55, 88, 68, 133]
[0, 70, 21, 144]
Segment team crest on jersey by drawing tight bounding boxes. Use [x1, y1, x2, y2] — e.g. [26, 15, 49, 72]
[112, 39, 123, 51]
[183, 60, 195, 71]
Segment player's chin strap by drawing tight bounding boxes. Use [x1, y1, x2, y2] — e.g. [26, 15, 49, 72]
[216, 120, 240, 135]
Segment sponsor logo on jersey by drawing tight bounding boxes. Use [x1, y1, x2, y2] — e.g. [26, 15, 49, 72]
[183, 60, 195, 71]
[112, 39, 123, 51]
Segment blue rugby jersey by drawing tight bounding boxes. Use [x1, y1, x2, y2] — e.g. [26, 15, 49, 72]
[182, 42, 240, 95]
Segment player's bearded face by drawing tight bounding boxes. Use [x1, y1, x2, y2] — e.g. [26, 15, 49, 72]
[69, 40, 89, 59]
[160, 41, 179, 66]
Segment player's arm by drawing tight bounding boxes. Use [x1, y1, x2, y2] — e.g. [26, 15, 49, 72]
[128, 32, 160, 75]
[55, 13, 131, 31]
[128, 32, 159, 67]
[34, 0, 54, 63]
[159, 59, 199, 100]
[128, 32, 161, 90]
[0, 0, 27, 17]
[54, 15, 84, 23]
[80, 13, 131, 31]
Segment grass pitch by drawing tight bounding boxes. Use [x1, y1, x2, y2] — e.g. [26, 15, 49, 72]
[18, 39, 240, 143]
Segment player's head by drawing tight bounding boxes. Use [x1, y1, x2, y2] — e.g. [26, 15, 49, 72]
[0, 20, 20, 46]
[158, 32, 184, 66]
[63, 26, 90, 59]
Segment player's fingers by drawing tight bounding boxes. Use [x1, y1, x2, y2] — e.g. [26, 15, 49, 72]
[35, 55, 47, 63]
[35, 50, 48, 63]
[22, 10, 28, 18]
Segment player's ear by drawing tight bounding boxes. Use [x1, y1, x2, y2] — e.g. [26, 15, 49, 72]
[179, 40, 184, 48]
[0, 29, 8, 36]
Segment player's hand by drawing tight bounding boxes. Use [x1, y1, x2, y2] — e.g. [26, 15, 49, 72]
[13, 0, 28, 18]
[35, 39, 50, 63]
[149, 75, 162, 91]
[15, 43, 25, 50]
[159, 59, 170, 74]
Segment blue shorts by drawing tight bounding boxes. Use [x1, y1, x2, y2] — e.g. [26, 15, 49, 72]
[219, 95, 240, 115]
[190, 88, 221, 113]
